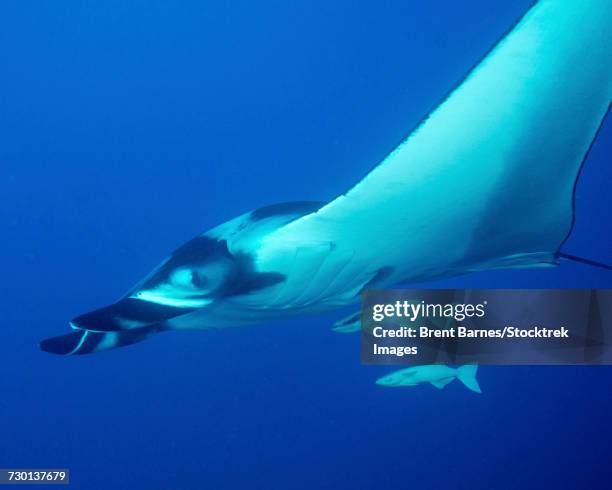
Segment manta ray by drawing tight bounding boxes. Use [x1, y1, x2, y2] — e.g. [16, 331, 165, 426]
[41, 0, 611, 355]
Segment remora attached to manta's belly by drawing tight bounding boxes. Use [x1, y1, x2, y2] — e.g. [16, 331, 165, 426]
[41, 0, 611, 355]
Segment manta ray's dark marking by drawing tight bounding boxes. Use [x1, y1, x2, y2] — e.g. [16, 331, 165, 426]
[141, 234, 287, 296]
[250, 201, 324, 222]
[213, 251, 286, 298]
[142, 236, 232, 288]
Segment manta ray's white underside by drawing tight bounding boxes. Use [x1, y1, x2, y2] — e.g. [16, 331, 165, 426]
[253, 0, 611, 307]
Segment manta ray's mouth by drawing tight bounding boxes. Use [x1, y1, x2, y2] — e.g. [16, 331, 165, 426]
[131, 290, 213, 308]
[70, 297, 197, 333]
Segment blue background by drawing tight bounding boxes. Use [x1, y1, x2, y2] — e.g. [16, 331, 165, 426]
[1, 1, 610, 488]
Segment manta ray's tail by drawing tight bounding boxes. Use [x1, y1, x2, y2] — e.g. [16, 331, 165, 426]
[40, 324, 165, 355]
[558, 253, 612, 271]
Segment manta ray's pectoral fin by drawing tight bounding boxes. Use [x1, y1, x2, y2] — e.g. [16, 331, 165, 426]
[331, 311, 361, 333]
[40, 324, 166, 355]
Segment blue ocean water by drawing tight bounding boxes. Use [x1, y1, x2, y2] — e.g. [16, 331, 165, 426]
[1, 1, 610, 489]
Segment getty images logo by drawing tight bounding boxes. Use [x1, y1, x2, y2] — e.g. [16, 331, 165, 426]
[371, 300, 488, 323]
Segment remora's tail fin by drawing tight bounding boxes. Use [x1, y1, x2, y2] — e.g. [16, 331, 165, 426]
[40, 324, 164, 355]
[456, 364, 482, 393]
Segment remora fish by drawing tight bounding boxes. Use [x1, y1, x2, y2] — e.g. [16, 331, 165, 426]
[41, 0, 611, 355]
[376, 365, 482, 393]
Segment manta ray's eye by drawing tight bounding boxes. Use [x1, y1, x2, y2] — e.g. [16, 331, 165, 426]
[191, 271, 207, 288]
[170, 268, 203, 290]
